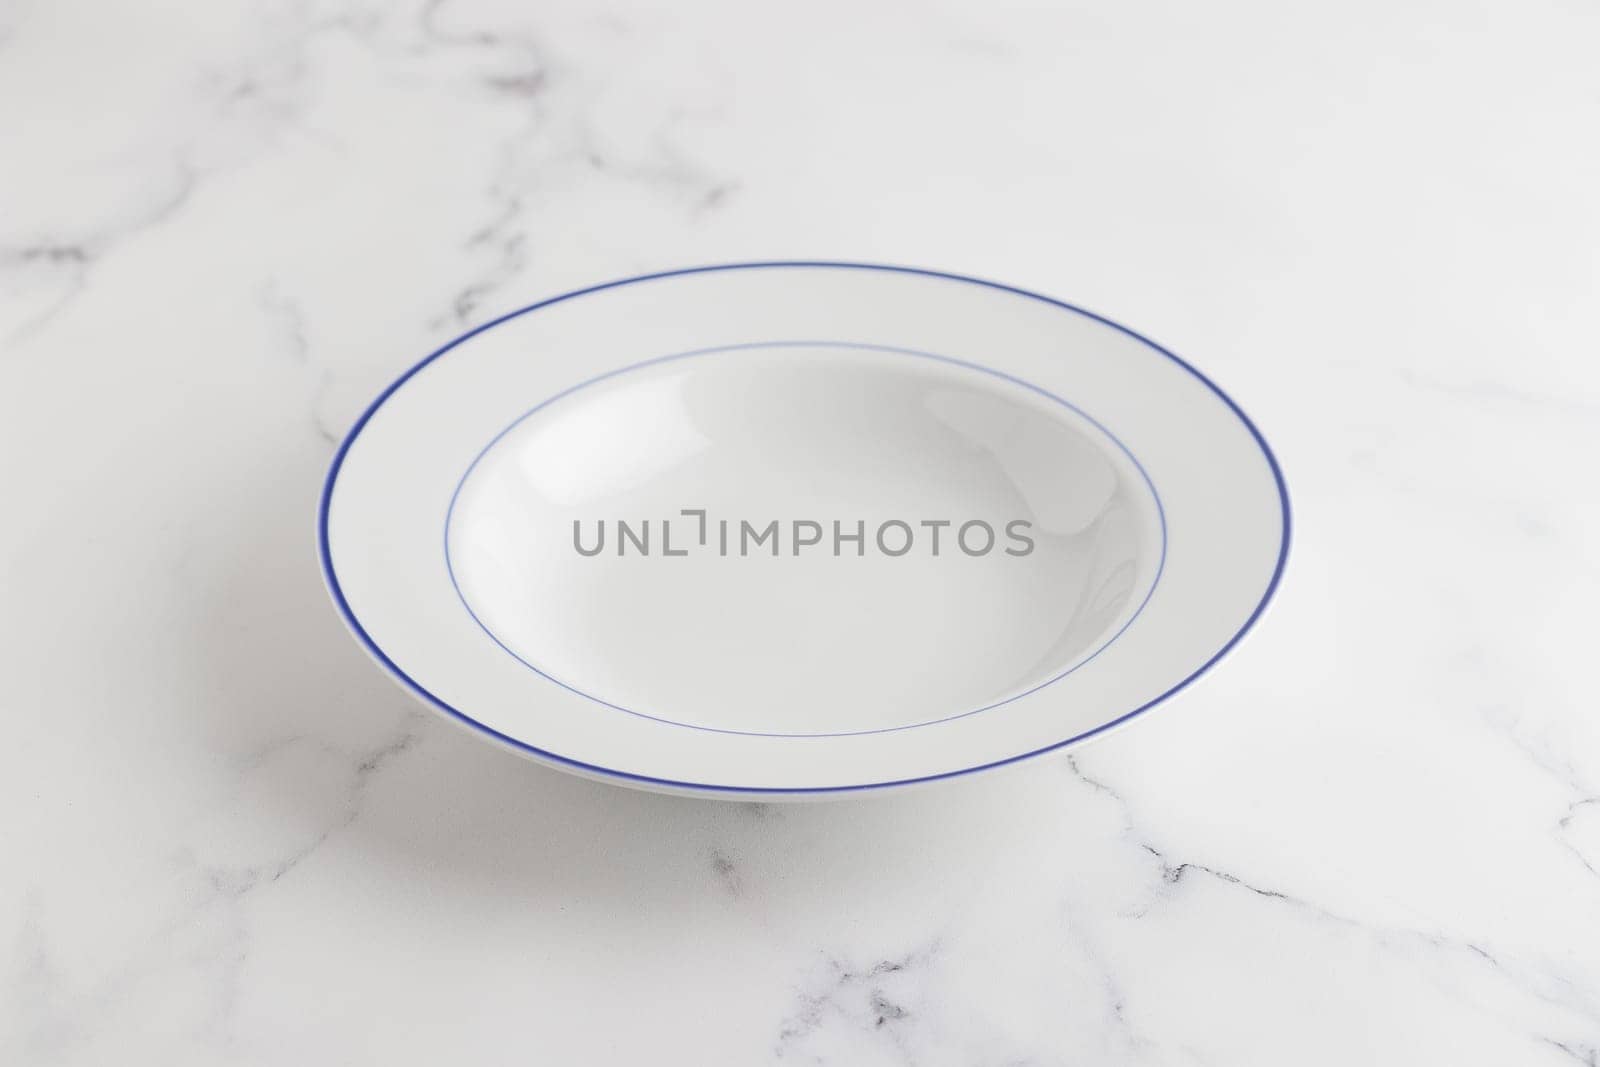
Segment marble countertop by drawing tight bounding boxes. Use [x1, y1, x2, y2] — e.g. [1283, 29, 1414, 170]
[4, 1, 1598, 1063]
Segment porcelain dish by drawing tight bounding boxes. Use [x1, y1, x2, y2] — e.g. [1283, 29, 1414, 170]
[319, 262, 1289, 798]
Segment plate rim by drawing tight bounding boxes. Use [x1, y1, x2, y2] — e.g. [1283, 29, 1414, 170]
[318, 260, 1293, 796]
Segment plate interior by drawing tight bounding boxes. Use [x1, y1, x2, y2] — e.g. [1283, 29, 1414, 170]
[446, 342, 1164, 736]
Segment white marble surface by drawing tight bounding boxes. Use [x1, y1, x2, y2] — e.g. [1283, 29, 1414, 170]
[3, 0, 1598, 1062]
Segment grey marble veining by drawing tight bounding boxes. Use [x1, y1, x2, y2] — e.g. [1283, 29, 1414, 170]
[3, 0, 1599, 1063]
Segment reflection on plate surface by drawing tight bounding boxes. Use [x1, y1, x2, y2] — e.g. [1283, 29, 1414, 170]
[446, 342, 1163, 736]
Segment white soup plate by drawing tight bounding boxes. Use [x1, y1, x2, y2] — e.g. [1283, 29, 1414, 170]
[320, 262, 1289, 799]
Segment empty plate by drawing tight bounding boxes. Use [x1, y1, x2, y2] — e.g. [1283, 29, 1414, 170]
[320, 262, 1289, 798]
